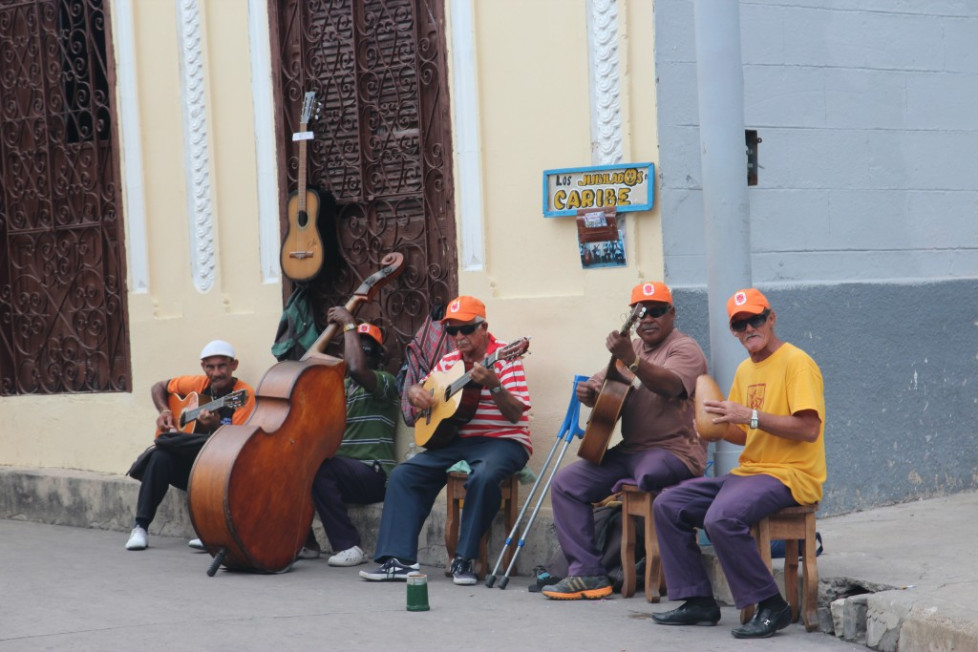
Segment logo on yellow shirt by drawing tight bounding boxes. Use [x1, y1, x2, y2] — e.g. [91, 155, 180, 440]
[747, 384, 765, 410]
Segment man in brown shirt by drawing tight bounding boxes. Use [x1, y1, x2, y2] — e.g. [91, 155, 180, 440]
[543, 281, 708, 600]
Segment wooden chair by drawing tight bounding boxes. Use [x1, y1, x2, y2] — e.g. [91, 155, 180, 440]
[444, 471, 519, 579]
[619, 484, 666, 602]
[739, 504, 820, 631]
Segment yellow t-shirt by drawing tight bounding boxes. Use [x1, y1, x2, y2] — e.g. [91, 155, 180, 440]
[728, 343, 826, 505]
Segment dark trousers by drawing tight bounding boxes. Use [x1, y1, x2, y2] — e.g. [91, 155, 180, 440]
[311, 456, 387, 552]
[653, 473, 797, 608]
[373, 436, 528, 563]
[551, 446, 694, 576]
[135, 448, 195, 529]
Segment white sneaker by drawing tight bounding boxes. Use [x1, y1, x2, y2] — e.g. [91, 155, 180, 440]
[125, 526, 148, 551]
[328, 545, 366, 567]
[188, 538, 205, 551]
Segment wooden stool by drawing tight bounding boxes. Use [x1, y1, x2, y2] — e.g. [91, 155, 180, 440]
[739, 504, 819, 631]
[620, 484, 666, 602]
[444, 471, 519, 579]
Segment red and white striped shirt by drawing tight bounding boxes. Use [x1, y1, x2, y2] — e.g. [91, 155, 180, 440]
[431, 334, 532, 452]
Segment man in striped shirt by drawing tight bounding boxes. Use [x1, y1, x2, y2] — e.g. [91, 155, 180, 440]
[309, 306, 399, 567]
[360, 295, 531, 586]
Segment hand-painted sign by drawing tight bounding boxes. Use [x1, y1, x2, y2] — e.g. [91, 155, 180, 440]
[543, 162, 654, 217]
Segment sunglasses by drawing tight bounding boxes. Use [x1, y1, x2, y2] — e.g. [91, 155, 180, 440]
[640, 304, 671, 319]
[445, 323, 482, 336]
[730, 310, 770, 333]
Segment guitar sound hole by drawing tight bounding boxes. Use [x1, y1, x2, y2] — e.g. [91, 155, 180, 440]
[297, 210, 309, 228]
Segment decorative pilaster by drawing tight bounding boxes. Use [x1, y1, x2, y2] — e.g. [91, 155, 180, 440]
[588, 0, 623, 166]
[178, 0, 215, 292]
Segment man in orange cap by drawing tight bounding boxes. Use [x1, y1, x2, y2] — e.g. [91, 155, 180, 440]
[306, 306, 399, 567]
[543, 281, 708, 600]
[361, 295, 531, 586]
[652, 288, 825, 639]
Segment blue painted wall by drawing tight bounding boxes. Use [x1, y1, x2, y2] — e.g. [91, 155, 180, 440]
[655, 1, 978, 515]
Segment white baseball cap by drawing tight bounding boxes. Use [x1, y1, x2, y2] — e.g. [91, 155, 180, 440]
[200, 339, 236, 360]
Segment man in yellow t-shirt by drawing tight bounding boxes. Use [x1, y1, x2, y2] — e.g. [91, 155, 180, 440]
[651, 288, 825, 639]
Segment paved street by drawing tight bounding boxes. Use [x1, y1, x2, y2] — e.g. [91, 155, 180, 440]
[0, 519, 867, 652]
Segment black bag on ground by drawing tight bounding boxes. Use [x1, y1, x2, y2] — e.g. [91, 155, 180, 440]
[532, 503, 643, 593]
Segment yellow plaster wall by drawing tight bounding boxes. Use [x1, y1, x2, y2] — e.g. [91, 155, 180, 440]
[0, 0, 281, 474]
[0, 0, 663, 478]
[456, 0, 663, 463]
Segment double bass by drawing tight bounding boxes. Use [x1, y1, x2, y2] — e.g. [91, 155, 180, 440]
[187, 253, 405, 574]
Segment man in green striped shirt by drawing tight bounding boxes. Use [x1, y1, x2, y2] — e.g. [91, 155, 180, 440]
[310, 306, 399, 567]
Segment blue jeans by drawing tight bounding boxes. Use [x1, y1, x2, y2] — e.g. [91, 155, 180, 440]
[372, 437, 528, 563]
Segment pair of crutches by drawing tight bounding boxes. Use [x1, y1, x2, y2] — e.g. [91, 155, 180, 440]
[485, 374, 589, 589]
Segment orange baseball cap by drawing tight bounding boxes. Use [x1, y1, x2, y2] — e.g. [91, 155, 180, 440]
[356, 323, 383, 346]
[726, 288, 771, 320]
[442, 295, 486, 323]
[629, 281, 673, 306]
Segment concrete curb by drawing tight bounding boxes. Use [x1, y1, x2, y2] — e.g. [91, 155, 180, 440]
[0, 466, 559, 574]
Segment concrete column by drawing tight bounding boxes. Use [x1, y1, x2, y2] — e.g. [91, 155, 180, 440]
[693, 0, 752, 474]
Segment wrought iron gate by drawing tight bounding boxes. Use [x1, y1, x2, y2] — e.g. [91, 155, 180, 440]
[272, 0, 457, 370]
[0, 0, 129, 395]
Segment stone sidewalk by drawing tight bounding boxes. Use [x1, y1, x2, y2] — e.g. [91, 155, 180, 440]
[2, 466, 976, 651]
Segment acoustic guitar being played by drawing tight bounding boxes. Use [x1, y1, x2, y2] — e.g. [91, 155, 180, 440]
[576, 305, 647, 464]
[154, 390, 248, 437]
[280, 91, 325, 282]
[414, 337, 530, 450]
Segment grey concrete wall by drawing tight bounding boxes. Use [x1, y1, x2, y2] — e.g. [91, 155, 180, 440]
[656, 0, 978, 283]
[654, 0, 978, 514]
[673, 281, 978, 517]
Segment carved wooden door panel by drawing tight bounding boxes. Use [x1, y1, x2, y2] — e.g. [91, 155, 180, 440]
[0, 0, 129, 395]
[272, 0, 457, 370]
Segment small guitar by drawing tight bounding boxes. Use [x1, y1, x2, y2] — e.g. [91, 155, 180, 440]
[280, 91, 325, 282]
[577, 305, 647, 464]
[155, 389, 248, 437]
[414, 338, 531, 450]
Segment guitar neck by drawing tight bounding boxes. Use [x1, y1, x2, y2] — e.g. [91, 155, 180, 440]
[296, 126, 309, 212]
[444, 349, 504, 399]
[180, 394, 231, 426]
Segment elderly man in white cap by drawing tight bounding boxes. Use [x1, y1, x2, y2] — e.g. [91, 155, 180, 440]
[125, 340, 256, 551]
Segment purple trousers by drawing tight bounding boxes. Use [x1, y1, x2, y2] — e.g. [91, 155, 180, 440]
[652, 473, 797, 608]
[311, 456, 387, 552]
[551, 446, 693, 576]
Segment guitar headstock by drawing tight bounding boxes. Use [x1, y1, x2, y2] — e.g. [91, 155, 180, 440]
[621, 304, 647, 334]
[299, 91, 318, 128]
[225, 390, 247, 409]
[499, 337, 531, 361]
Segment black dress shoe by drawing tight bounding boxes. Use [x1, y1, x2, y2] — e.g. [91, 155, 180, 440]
[651, 600, 721, 626]
[731, 603, 792, 638]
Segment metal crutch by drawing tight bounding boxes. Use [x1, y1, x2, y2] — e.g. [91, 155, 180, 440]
[485, 374, 589, 589]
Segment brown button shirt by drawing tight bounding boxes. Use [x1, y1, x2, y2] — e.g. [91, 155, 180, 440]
[591, 328, 708, 475]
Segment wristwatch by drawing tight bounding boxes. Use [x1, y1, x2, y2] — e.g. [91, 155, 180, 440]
[491, 385, 504, 395]
[750, 409, 759, 429]
[628, 357, 640, 373]
[342, 323, 356, 333]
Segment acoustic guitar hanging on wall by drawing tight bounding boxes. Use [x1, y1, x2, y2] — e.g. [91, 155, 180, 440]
[280, 91, 325, 283]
